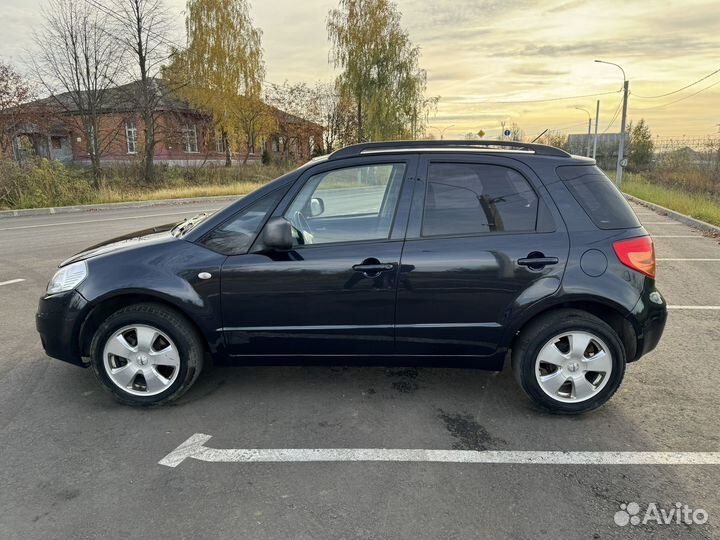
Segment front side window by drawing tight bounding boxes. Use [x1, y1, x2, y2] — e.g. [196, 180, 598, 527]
[422, 162, 539, 237]
[284, 163, 406, 245]
[202, 190, 283, 255]
[183, 124, 199, 153]
[126, 121, 138, 154]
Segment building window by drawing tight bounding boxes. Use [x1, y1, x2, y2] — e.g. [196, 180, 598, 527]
[271, 137, 280, 152]
[126, 121, 138, 154]
[215, 131, 225, 154]
[183, 124, 199, 153]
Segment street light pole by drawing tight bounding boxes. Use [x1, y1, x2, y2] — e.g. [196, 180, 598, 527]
[428, 125, 454, 140]
[575, 107, 592, 157]
[593, 99, 600, 160]
[595, 59, 629, 185]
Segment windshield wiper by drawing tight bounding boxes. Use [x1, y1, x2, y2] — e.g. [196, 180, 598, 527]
[171, 212, 208, 237]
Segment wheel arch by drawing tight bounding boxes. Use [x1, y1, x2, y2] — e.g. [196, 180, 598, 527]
[78, 291, 216, 360]
[506, 297, 638, 362]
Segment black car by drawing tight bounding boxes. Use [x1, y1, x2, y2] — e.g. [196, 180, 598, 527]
[36, 140, 667, 413]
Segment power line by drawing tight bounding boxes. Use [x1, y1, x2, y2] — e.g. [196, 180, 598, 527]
[632, 78, 720, 111]
[632, 67, 720, 99]
[460, 89, 620, 105]
[602, 97, 623, 134]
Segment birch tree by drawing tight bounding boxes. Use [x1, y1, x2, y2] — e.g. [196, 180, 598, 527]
[327, 0, 431, 142]
[170, 0, 264, 166]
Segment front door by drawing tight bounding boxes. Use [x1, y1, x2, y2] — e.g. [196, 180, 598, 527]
[395, 155, 569, 360]
[220, 156, 417, 358]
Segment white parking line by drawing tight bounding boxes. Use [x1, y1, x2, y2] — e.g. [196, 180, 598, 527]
[0, 210, 209, 231]
[159, 433, 720, 468]
[658, 258, 720, 261]
[641, 222, 685, 225]
[667, 306, 720, 310]
[0, 279, 25, 287]
[651, 235, 704, 238]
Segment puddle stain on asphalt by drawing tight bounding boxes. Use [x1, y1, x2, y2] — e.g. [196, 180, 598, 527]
[437, 409, 506, 450]
[392, 380, 419, 393]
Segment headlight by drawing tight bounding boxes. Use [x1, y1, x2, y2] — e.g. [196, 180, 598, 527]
[46, 261, 88, 295]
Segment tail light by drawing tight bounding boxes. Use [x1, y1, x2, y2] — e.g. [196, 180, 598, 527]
[613, 236, 656, 278]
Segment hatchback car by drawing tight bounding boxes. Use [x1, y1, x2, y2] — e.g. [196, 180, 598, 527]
[37, 140, 667, 413]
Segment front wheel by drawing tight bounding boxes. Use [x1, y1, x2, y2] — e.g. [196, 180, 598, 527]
[90, 303, 204, 406]
[512, 309, 626, 414]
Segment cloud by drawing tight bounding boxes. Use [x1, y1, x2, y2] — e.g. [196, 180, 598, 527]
[509, 65, 570, 77]
[490, 35, 720, 58]
[545, 0, 589, 13]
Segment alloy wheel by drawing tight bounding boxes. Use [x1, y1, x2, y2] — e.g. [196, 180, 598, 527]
[102, 324, 180, 396]
[534, 331, 613, 403]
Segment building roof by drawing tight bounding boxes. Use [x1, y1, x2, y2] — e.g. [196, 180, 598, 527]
[20, 79, 323, 131]
[25, 79, 193, 115]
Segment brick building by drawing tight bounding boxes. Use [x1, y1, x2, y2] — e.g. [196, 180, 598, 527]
[5, 80, 323, 166]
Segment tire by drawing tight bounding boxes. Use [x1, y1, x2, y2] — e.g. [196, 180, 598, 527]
[511, 309, 626, 414]
[90, 303, 204, 406]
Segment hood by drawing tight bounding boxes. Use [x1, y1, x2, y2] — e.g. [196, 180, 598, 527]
[60, 222, 178, 267]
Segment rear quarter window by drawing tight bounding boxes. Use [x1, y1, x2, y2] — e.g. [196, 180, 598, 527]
[556, 165, 640, 230]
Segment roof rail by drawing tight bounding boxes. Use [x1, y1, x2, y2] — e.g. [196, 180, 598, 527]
[328, 139, 571, 160]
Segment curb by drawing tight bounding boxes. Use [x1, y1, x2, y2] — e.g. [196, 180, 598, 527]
[624, 193, 720, 236]
[0, 194, 242, 219]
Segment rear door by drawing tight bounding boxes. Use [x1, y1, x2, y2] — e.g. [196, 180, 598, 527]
[395, 154, 569, 359]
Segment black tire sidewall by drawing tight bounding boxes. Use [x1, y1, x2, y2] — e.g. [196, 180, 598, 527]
[90, 306, 201, 406]
[515, 312, 626, 414]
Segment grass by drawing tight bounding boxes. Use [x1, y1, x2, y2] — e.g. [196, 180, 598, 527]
[0, 160, 295, 210]
[621, 172, 720, 228]
[92, 181, 262, 204]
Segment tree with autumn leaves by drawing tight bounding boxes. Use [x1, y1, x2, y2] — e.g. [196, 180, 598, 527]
[165, 0, 269, 166]
[0, 62, 36, 160]
[327, 0, 435, 143]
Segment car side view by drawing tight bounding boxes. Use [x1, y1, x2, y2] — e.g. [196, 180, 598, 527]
[36, 140, 667, 413]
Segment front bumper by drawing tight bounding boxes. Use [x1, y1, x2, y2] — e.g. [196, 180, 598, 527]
[36, 290, 91, 367]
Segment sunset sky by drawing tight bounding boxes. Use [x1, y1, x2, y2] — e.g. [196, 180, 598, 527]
[4, 0, 719, 139]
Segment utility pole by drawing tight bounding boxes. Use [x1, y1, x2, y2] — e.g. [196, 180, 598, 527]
[575, 107, 592, 157]
[586, 116, 592, 157]
[593, 99, 600, 160]
[617, 79, 629, 185]
[595, 60, 629, 185]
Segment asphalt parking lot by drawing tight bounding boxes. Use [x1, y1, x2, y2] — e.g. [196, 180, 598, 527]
[1, 198, 719, 539]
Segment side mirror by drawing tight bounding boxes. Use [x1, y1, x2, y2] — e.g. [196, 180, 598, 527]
[310, 197, 325, 217]
[261, 217, 293, 251]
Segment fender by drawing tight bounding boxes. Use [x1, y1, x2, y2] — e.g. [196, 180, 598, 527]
[499, 288, 636, 350]
[76, 239, 227, 354]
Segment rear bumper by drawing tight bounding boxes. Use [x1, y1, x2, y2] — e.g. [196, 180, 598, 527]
[36, 290, 91, 367]
[628, 287, 668, 361]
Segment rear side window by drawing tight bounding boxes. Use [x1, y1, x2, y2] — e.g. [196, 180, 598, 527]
[422, 163, 539, 237]
[557, 165, 640, 229]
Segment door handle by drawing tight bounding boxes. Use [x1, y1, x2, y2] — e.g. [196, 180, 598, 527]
[352, 263, 394, 273]
[517, 256, 559, 268]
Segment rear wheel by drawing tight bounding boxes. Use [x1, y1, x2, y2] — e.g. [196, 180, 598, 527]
[512, 309, 626, 414]
[90, 303, 203, 406]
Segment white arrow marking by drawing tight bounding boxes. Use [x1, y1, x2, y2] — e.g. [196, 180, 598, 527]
[0, 279, 25, 287]
[158, 434, 720, 468]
